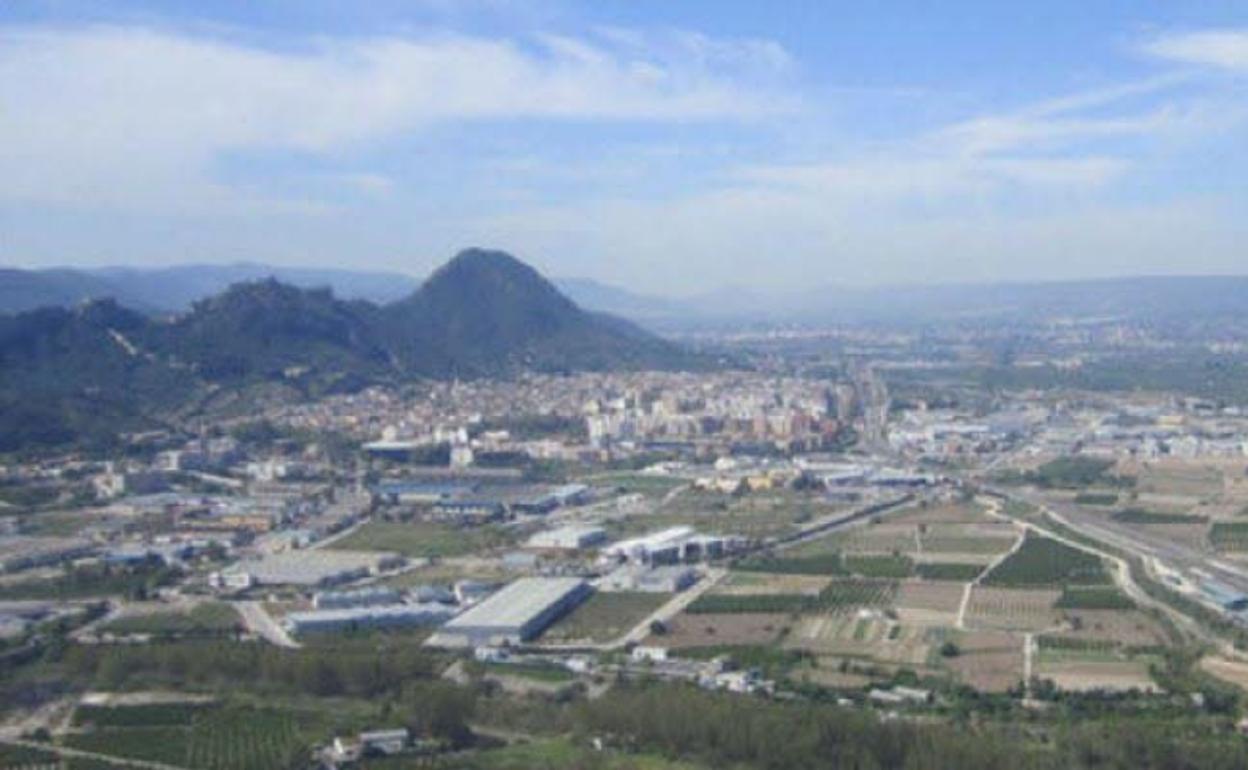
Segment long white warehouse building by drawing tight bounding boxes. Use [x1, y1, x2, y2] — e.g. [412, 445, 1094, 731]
[431, 577, 590, 648]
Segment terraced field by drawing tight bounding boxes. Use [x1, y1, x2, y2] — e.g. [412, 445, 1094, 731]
[965, 586, 1062, 632]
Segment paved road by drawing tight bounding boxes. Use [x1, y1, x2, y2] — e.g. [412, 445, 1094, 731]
[235, 601, 300, 649]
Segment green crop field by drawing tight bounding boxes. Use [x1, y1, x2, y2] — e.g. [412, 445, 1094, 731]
[186, 706, 302, 770]
[1055, 586, 1136, 610]
[63, 705, 306, 770]
[1110, 509, 1208, 526]
[981, 533, 1111, 587]
[735, 552, 847, 576]
[1210, 522, 1248, 552]
[1073, 493, 1119, 506]
[73, 702, 206, 728]
[916, 563, 985, 581]
[844, 554, 914, 578]
[815, 578, 898, 612]
[0, 742, 61, 766]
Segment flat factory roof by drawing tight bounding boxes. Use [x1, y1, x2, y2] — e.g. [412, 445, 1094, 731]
[443, 577, 587, 632]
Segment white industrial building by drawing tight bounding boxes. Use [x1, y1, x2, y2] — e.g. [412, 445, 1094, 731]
[283, 602, 455, 635]
[601, 564, 698, 593]
[603, 527, 740, 566]
[527, 524, 608, 550]
[312, 586, 403, 610]
[212, 550, 404, 589]
[429, 577, 591, 648]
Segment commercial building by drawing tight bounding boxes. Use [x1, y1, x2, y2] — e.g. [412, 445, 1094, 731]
[283, 603, 455, 635]
[313, 586, 403, 610]
[601, 564, 698, 593]
[212, 550, 403, 589]
[603, 527, 741, 566]
[431, 577, 591, 648]
[527, 524, 608, 551]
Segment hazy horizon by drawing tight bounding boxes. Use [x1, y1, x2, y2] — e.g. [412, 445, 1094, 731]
[3, 1, 1246, 294]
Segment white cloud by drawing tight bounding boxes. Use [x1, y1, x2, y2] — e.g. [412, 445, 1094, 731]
[1144, 28, 1248, 72]
[0, 24, 793, 211]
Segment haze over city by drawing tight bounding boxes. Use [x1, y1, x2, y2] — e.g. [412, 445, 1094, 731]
[3, 0, 1247, 294]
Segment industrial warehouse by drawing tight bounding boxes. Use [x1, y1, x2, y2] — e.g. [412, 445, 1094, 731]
[428, 577, 591, 648]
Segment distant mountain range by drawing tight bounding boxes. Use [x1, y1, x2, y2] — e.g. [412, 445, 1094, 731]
[0, 263, 421, 315]
[558, 275, 1248, 330]
[0, 249, 703, 451]
[8, 261, 1248, 330]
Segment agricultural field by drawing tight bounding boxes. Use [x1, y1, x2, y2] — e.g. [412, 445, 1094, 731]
[891, 500, 993, 525]
[686, 593, 811, 614]
[817, 525, 918, 555]
[1052, 610, 1174, 647]
[965, 587, 1062, 632]
[100, 602, 243, 638]
[941, 630, 1025, 692]
[63, 703, 308, 770]
[816, 578, 898, 613]
[915, 563, 984, 581]
[1054, 586, 1135, 610]
[1201, 655, 1248, 691]
[330, 520, 519, 558]
[918, 522, 1019, 556]
[733, 551, 846, 576]
[785, 612, 929, 666]
[541, 592, 666, 644]
[1033, 657, 1159, 693]
[895, 581, 965, 626]
[716, 572, 833, 597]
[981, 533, 1111, 587]
[1109, 508, 1208, 525]
[844, 554, 914, 579]
[648, 612, 790, 649]
[1210, 522, 1248, 552]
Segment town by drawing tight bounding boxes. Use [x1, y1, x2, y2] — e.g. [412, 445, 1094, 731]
[8, 317, 1248, 767]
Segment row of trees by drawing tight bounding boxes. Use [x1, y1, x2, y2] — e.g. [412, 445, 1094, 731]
[571, 683, 1248, 770]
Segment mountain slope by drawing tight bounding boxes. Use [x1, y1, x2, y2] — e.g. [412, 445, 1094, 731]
[0, 249, 704, 450]
[0, 263, 420, 315]
[384, 249, 698, 375]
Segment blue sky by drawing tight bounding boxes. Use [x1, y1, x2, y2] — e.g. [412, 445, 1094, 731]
[2, 1, 1246, 294]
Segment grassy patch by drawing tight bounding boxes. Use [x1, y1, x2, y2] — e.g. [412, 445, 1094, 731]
[541, 592, 666, 643]
[1074, 492, 1119, 506]
[100, 603, 242, 638]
